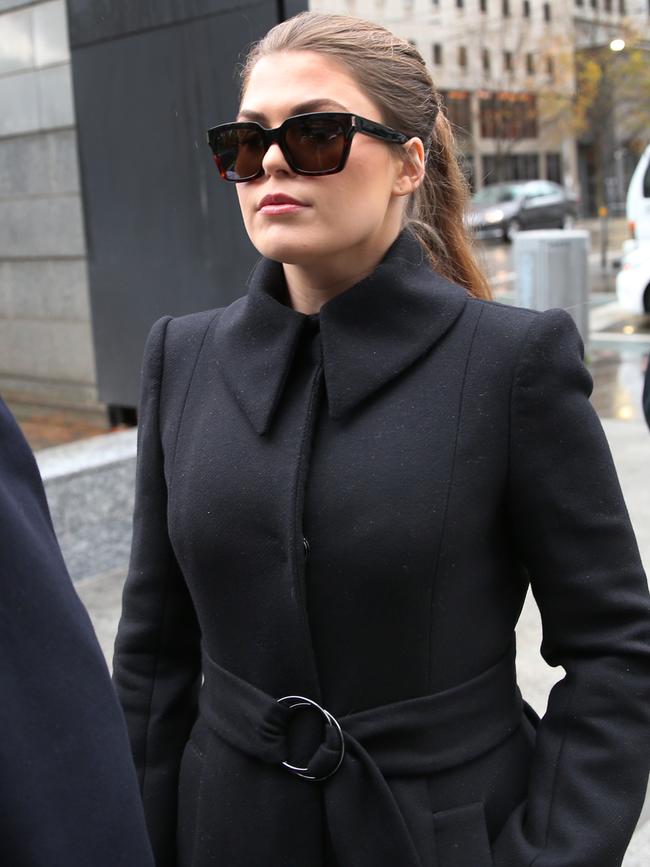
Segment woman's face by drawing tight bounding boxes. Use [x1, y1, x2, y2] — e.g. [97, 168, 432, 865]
[235, 51, 421, 271]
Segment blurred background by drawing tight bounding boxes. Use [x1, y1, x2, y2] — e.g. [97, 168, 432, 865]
[0, 0, 648, 427]
[1, 1, 649, 862]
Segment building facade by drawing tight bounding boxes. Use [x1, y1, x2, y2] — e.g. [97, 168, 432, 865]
[0, 0, 96, 406]
[0, 0, 300, 412]
[310, 0, 649, 206]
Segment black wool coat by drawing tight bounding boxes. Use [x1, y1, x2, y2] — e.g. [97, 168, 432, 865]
[0, 397, 154, 867]
[113, 229, 650, 867]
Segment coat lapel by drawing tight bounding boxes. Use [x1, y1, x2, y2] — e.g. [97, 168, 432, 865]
[215, 229, 469, 435]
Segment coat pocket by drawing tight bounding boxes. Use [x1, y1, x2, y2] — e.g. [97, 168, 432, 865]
[432, 801, 493, 867]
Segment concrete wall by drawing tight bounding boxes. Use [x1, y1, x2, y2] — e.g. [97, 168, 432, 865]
[0, 0, 97, 405]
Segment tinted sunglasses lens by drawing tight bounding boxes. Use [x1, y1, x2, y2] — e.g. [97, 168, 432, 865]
[213, 126, 265, 181]
[284, 117, 347, 173]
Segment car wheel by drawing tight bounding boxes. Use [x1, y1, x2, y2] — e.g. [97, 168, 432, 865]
[504, 219, 521, 243]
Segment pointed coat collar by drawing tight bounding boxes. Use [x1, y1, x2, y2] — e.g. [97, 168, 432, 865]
[214, 229, 469, 436]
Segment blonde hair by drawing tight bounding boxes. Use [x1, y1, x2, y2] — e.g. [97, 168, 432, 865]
[240, 11, 492, 301]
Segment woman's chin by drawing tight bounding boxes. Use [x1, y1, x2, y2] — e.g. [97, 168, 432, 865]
[249, 226, 326, 266]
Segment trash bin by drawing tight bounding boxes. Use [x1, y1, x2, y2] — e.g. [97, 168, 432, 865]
[513, 229, 590, 344]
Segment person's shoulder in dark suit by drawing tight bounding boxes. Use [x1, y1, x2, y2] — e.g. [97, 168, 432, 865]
[0, 397, 153, 866]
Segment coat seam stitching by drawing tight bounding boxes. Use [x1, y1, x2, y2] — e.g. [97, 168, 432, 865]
[140, 316, 175, 801]
[426, 303, 485, 692]
[167, 310, 222, 500]
[505, 316, 538, 528]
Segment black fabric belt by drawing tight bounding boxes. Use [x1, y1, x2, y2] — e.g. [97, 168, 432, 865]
[199, 645, 523, 867]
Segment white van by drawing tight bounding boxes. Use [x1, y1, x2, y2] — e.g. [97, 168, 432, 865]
[626, 144, 650, 243]
[616, 145, 650, 313]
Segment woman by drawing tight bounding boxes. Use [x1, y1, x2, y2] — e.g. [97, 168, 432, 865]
[113, 12, 650, 867]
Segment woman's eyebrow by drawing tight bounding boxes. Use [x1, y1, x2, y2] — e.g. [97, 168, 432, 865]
[237, 99, 350, 123]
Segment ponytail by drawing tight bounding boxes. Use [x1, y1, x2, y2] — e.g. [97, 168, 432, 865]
[407, 109, 492, 300]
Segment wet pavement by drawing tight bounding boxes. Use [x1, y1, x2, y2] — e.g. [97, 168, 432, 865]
[477, 223, 650, 426]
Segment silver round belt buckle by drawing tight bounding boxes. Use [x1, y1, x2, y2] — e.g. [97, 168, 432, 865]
[276, 694, 345, 781]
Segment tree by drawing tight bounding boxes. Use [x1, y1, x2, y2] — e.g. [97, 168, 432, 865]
[537, 23, 650, 212]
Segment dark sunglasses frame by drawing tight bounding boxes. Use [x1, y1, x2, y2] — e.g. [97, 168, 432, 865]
[206, 112, 411, 182]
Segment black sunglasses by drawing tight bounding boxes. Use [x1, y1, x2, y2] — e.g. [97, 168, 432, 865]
[206, 112, 410, 182]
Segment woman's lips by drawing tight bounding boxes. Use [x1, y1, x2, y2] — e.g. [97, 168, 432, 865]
[258, 194, 309, 216]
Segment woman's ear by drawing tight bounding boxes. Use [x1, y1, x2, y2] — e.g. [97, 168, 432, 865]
[392, 138, 426, 198]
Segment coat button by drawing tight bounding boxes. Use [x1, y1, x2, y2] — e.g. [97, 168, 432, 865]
[303, 537, 310, 562]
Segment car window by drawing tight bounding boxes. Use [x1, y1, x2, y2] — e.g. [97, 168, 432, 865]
[643, 161, 650, 199]
[472, 184, 520, 205]
[523, 182, 546, 198]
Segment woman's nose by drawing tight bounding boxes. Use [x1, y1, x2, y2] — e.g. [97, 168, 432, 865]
[261, 142, 295, 176]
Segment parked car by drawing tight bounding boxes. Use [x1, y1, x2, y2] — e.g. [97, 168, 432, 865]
[467, 180, 579, 243]
[616, 242, 650, 314]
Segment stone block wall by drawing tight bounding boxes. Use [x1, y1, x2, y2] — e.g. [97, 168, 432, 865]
[0, 0, 97, 405]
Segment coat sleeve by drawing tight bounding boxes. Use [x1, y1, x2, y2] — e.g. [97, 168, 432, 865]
[492, 308, 650, 867]
[0, 397, 154, 867]
[112, 316, 203, 866]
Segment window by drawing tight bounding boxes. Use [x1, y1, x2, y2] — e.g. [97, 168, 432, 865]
[482, 153, 540, 183]
[604, 0, 612, 10]
[590, 0, 598, 8]
[526, 53, 535, 74]
[618, 0, 626, 11]
[523, 0, 530, 15]
[504, 50, 513, 72]
[543, 2, 551, 19]
[459, 45, 468, 68]
[575, 0, 583, 6]
[479, 91, 538, 139]
[482, 48, 491, 75]
[522, 181, 547, 198]
[546, 55, 555, 79]
[440, 90, 473, 138]
[433, 43, 443, 65]
[456, 0, 464, 7]
[480, 0, 488, 10]
[502, 0, 510, 15]
[546, 153, 563, 184]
